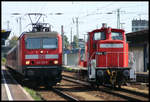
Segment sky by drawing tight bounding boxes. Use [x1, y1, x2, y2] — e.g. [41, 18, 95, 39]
[2, 1, 149, 42]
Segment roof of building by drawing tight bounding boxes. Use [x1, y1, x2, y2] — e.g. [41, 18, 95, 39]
[126, 29, 149, 46]
[126, 29, 148, 37]
[1, 30, 11, 39]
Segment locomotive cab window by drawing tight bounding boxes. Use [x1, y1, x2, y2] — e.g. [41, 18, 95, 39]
[111, 32, 123, 40]
[43, 38, 58, 49]
[26, 38, 41, 49]
[25, 37, 58, 49]
[93, 32, 106, 40]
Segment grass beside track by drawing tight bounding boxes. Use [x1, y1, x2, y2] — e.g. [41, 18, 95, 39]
[1, 57, 6, 65]
[63, 67, 73, 71]
[23, 87, 42, 101]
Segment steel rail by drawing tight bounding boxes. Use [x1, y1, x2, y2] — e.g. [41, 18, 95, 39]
[97, 87, 146, 101]
[52, 88, 79, 101]
[63, 74, 148, 97]
[116, 87, 149, 98]
[62, 75, 149, 101]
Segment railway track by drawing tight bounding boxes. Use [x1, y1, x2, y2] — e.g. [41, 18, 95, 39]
[62, 75, 149, 101]
[62, 72, 149, 92]
[6, 67, 149, 101]
[52, 88, 79, 101]
[98, 86, 148, 101]
[117, 86, 148, 98]
[6, 67, 91, 101]
[8, 70, 79, 101]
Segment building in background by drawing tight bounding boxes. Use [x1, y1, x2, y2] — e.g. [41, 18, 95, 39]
[126, 29, 149, 72]
[78, 39, 85, 49]
[1, 30, 11, 57]
[132, 19, 148, 32]
[1, 30, 11, 45]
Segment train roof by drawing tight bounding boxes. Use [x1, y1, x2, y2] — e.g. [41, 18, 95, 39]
[25, 31, 59, 35]
[19, 31, 59, 39]
[90, 28, 125, 33]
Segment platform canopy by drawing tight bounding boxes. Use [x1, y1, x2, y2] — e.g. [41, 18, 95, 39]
[126, 29, 149, 46]
[1, 30, 11, 45]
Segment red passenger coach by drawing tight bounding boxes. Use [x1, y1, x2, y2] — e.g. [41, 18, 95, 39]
[79, 24, 130, 87]
[6, 31, 62, 87]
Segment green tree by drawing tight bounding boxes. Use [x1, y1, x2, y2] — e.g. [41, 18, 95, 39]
[73, 35, 78, 48]
[8, 36, 18, 48]
[63, 35, 69, 49]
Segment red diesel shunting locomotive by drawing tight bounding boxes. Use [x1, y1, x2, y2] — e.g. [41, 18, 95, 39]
[79, 23, 130, 87]
[6, 13, 62, 87]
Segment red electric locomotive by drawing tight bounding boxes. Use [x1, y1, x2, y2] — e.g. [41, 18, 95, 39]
[6, 13, 62, 87]
[79, 23, 130, 87]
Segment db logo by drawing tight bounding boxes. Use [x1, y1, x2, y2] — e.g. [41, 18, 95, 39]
[39, 54, 45, 59]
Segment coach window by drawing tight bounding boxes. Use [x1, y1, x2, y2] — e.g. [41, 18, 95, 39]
[93, 32, 106, 40]
[111, 32, 123, 40]
[43, 38, 58, 49]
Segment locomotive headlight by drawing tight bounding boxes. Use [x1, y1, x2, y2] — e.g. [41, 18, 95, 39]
[54, 60, 58, 64]
[26, 61, 30, 65]
[40, 50, 43, 54]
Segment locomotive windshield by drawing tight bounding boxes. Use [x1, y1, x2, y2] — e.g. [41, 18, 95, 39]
[26, 37, 58, 49]
[111, 32, 123, 40]
[26, 38, 41, 49]
[93, 32, 106, 40]
[43, 38, 57, 49]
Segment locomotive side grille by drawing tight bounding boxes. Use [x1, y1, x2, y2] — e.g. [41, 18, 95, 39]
[96, 52, 128, 68]
[106, 52, 123, 67]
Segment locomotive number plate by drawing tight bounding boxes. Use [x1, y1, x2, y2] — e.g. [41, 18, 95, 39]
[36, 61, 48, 64]
[39, 54, 45, 59]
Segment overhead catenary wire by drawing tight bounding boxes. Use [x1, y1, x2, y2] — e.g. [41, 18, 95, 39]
[2, 2, 148, 40]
